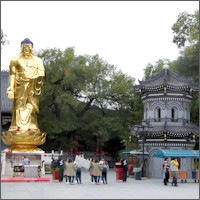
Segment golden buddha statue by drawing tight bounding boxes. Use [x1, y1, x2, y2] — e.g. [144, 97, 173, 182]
[2, 38, 46, 152]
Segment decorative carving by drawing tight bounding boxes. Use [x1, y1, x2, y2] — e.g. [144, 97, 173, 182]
[150, 101, 165, 111]
[166, 101, 182, 110]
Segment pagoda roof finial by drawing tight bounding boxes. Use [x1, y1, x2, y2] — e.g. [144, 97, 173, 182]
[163, 60, 169, 69]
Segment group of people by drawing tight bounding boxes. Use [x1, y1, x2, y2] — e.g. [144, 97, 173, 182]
[57, 157, 82, 184]
[56, 156, 180, 186]
[89, 158, 109, 185]
[57, 157, 109, 185]
[163, 157, 179, 186]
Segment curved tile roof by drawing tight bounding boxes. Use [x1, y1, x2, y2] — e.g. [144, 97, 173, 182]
[138, 68, 198, 89]
[1, 71, 13, 113]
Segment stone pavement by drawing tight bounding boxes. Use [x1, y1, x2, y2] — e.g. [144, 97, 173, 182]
[1, 169, 199, 199]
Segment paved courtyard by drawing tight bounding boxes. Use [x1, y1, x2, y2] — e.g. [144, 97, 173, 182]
[1, 169, 199, 199]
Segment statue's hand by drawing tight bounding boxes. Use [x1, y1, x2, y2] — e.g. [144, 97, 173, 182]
[7, 87, 14, 99]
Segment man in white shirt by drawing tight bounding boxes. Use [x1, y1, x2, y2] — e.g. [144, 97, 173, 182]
[22, 156, 30, 166]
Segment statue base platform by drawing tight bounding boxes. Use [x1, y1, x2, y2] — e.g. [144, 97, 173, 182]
[3, 145, 43, 152]
[2, 129, 46, 152]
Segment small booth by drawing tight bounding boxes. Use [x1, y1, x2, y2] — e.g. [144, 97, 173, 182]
[153, 149, 199, 183]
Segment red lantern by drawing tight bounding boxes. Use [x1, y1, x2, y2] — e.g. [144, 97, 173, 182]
[74, 137, 78, 155]
[100, 147, 102, 155]
[69, 147, 72, 155]
[95, 147, 98, 155]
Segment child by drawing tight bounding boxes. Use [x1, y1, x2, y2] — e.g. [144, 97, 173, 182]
[102, 163, 109, 184]
[76, 165, 82, 184]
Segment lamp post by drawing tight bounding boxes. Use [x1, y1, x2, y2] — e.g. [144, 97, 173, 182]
[133, 124, 153, 177]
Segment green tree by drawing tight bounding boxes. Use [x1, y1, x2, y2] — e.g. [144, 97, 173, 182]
[37, 47, 136, 155]
[103, 137, 125, 160]
[171, 10, 199, 83]
[171, 43, 199, 83]
[127, 92, 143, 126]
[1, 29, 9, 48]
[171, 10, 199, 126]
[172, 10, 199, 48]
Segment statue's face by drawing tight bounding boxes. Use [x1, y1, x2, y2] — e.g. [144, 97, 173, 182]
[21, 43, 33, 55]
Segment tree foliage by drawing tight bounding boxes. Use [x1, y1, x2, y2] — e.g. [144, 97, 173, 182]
[37, 47, 138, 155]
[171, 10, 199, 126]
[103, 137, 125, 160]
[1, 29, 9, 48]
[172, 10, 199, 48]
[171, 43, 199, 83]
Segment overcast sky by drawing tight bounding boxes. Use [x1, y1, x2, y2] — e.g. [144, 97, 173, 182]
[1, 1, 199, 83]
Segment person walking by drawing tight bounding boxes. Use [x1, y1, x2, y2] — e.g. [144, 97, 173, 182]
[121, 158, 128, 182]
[22, 155, 30, 166]
[66, 159, 75, 185]
[89, 158, 95, 184]
[76, 165, 83, 184]
[57, 156, 65, 182]
[102, 162, 109, 184]
[99, 158, 105, 183]
[170, 158, 179, 186]
[74, 161, 78, 183]
[163, 157, 170, 185]
[64, 158, 69, 184]
[93, 160, 101, 185]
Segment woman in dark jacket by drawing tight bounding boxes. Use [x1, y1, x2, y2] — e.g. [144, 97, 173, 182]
[57, 156, 65, 182]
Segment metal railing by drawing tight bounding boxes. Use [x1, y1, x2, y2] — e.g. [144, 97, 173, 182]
[143, 118, 190, 124]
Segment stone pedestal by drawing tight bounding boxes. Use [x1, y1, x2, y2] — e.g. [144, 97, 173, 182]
[24, 165, 39, 178]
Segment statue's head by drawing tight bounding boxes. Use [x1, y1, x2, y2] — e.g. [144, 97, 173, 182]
[20, 38, 33, 55]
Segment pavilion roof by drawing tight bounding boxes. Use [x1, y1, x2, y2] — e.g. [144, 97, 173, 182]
[1, 71, 12, 113]
[134, 68, 199, 93]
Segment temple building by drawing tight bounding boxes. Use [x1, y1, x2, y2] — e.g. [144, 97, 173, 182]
[1, 71, 12, 150]
[131, 62, 199, 178]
